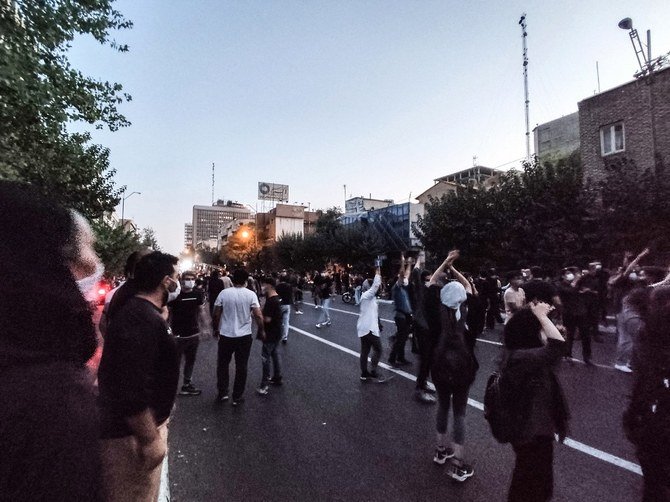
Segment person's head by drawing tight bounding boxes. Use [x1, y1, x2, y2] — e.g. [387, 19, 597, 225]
[521, 268, 532, 281]
[420, 270, 432, 286]
[0, 181, 98, 364]
[639, 266, 666, 286]
[440, 281, 467, 312]
[504, 308, 543, 350]
[133, 251, 179, 305]
[589, 261, 603, 273]
[530, 266, 542, 281]
[211, 269, 220, 279]
[508, 271, 523, 288]
[232, 268, 250, 286]
[182, 271, 196, 291]
[260, 276, 277, 295]
[561, 267, 577, 282]
[123, 249, 152, 279]
[523, 280, 555, 304]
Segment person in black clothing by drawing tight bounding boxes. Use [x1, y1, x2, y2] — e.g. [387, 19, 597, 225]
[98, 251, 180, 502]
[275, 274, 294, 343]
[556, 268, 586, 361]
[577, 265, 604, 352]
[503, 302, 569, 502]
[208, 269, 225, 314]
[0, 182, 103, 502]
[257, 277, 284, 395]
[169, 270, 206, 396]
[482, 268, 503, 329]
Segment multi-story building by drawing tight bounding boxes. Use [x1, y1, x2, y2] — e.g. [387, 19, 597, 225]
[578, 66, 670, 182]
[192, 200, 251, 249]
[184, 223, 193, 249]
[255, 204, 320, 245]
[533, 112, 580, 163]
[340, 201, 424, 251]
[416, 166, 501, 204]
[344, 197, 394, 214]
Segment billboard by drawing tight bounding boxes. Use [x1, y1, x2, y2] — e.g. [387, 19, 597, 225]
[258, 182, 289, 202]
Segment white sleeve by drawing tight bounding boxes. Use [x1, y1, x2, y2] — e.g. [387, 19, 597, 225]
[360, 274, 382, 302]
[214, 291, 224, 307]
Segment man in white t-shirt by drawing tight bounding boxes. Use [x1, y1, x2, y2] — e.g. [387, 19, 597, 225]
[212, 269, 265, 405]
[503, 271, 526, 323]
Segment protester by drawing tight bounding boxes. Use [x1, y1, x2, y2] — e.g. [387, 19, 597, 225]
[357, 265, 385, 381]
[275, 273, 294, 343]
[208, 269, 225, 315]
[0, 182, 103, 501]
[623, 286, 670, 500]
[257, 277, 283, 395]
[97, 251, 181, 502]
[315, 270, 333, 328]
[577, 263, 604, 347]
[212, 268, 265, 405]
[168, 270, 206, 395]
[389, 256, 413, 366]
[502, 301, 569, 502]
[504, 271, 526, 323]
[428, 250, 478, 482]
[556, 267, 587, 361]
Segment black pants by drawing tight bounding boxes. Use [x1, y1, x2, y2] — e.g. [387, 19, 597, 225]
[389, 315, 411, 363]
[175, 335, 199, 385]
[217, 335, 253, 400]
[509, 436, 554, 502]
[415, 325, 437, 390]
[360, 333, 382, 375]
[485, 297, 503, 329]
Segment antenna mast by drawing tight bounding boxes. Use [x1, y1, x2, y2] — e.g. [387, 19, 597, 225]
[211, 162, 215, 205]
[519, 14, 530, 161]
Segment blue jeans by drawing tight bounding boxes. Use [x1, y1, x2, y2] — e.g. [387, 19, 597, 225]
[280, 305, 291, 341]
[318, 297, 332, 324]
[261, 342, 281, 385]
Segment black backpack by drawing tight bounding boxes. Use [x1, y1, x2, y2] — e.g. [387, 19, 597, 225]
[484, 370, 519, 443]
[431, 304, 478, 390]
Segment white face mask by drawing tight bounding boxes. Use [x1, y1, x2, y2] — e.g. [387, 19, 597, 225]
[629, 272, 638, 281]
[565, 273, 575, 282]
[184, 280, 195, 289]
[402, 278, 409, 287]
[76, 263, 105, 302]
[167, 278, 181, 302]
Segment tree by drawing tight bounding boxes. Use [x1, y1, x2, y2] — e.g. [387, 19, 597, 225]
[91, 219, 141, 277]
[0, 0, 132, 219]
[140, 227, 161, 251]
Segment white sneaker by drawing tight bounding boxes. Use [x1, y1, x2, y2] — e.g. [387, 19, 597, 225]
[315, 323, 322, 328]
[615, 364, 633, 373]
[295, 310, 303, 315]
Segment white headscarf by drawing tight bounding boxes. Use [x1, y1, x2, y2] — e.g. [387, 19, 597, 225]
[440, 281, 467, 320]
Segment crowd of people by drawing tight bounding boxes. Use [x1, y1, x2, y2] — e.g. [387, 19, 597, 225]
[1, 180, 668, 501]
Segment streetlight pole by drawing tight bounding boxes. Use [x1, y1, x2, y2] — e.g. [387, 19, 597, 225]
[121, 191, 141, 224]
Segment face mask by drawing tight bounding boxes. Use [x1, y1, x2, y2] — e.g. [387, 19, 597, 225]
[424, 281, 431, 287]
[401, 278, 409, 287]
[595, 265, 602, 271]
[76, 262, 105, 302]
[629, 273, 638, 281]
[184, 280, 195, 289]
[565, 273, 575, 282]
[167, 277, 181, 303]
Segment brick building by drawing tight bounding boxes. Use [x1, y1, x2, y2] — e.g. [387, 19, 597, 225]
[578, 66, 670, 182]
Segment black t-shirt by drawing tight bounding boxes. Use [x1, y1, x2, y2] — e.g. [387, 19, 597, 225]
[98, 297, 179, 439]
[275, 281, 293, 306]
[168, 290, 205, 337]
[263, 295, 283, 343]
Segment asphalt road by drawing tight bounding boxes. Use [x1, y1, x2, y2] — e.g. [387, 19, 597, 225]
[167, 294, 643, 501]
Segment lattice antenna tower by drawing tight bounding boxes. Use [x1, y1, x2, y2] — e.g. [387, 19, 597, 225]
[519, 13, 530, 161]
[211, 162, 215, 205]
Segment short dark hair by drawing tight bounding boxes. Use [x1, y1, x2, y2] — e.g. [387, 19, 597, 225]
[261, 276, 276, 287]
[507, 270, 522, 282]
[124, 249, 152, 277]
[182, 271, 196, 280]
[503, 309, 543, 350]
[134, 252, 179, 293]
[530, 266, 542, 278]
[232, 268, 249, 286]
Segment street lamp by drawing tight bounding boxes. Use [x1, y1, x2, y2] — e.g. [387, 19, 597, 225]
[121, 191, 141, 224]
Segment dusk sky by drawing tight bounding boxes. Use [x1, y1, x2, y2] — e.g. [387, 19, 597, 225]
[69, 0, 670, 254]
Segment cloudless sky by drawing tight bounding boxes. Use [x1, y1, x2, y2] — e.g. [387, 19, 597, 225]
[68, 0, 670, 254]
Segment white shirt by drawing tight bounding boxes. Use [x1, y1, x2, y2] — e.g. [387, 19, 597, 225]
[214, 286, 260, 338]
[357, 274, 382, 338]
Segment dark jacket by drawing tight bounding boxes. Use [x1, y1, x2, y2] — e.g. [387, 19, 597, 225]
[503, 339, 570, 443]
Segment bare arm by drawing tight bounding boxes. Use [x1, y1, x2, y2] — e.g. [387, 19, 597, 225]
[530, 302, 564, 342]
[448, 264, 473, 295]
[429, 250, 459, 286]
[126, 409, 165, 470]
[252, 306, 265, 337]
[212, 305, 222, 338]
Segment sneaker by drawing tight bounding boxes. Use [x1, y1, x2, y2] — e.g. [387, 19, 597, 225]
[615, 364, 633, 373]
[360, 372, 372, 381]
[282, 338, 288, 344]
[269, 377, 283, 385]
[316, 323, 322, 328]
[217, 393, 229, 402]
[257, 386, 269, 396]
[416, 390, 437, 404]
[433, 447, 455, 465]
[325, 320, 332, 326]
[232, 398, 245, 406]
[447, 461, 474, 481]
[179, 384, 202, 396]
[295, 310, 304, 315]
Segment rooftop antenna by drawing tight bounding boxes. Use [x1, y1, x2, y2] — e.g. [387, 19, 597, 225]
[472, 155, 478, 167]
[519, 13, 530, 161]
[211, 162, 215, 205]
[596, 61, 601, 93]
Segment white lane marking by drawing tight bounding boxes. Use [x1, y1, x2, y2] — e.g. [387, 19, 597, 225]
[289, 325, 643, 477]
[158, 453, 170, 501]
[328, 306, 619, 371]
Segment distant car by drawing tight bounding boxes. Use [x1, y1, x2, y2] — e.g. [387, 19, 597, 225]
[95, 280, 112, 306]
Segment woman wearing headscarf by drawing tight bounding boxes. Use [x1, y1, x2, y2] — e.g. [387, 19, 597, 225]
[428, 250, 478, 482]
[0, 181, 103, 501]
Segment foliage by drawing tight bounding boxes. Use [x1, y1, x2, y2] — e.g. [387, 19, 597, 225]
[91, 219, 141, 277]
[140, 227, 161, 251]
[0, 0, 132, 219]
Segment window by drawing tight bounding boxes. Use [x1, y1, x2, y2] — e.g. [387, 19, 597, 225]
[600, 122, 625, 156]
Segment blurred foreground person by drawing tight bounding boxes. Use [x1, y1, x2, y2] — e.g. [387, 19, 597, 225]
[0, 181, 103, 501]
[98, 251, 181, 502]
[624, 286, 670, 501]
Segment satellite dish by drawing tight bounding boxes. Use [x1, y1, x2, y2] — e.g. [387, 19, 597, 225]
[618, 17, 633, 30]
